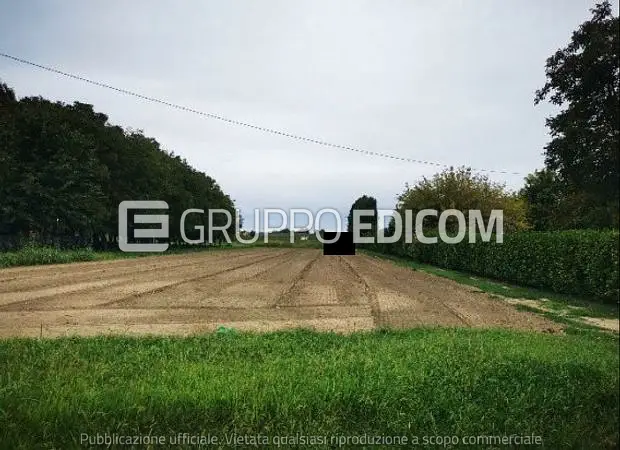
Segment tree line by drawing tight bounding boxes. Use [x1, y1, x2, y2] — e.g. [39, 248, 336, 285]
[0, 83, 236, 250]
[2, 3, 617, 252]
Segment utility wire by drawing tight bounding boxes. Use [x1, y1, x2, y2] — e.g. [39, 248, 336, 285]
[1, 51, 523, 175]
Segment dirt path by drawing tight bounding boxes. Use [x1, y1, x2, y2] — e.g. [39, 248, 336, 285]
[0, 249, 562, 337]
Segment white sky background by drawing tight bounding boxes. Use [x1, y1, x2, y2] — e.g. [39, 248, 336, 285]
[2, 1, 617, 230]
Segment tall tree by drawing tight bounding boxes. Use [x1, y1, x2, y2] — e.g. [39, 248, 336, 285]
[534, 1, 619, 227]
[347, 195, 378, 237]
[0, 81, 18, 236]
[0, 81, 16, 105]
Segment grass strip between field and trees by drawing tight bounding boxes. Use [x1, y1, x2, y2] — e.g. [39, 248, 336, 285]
[0, 328, 618, 449]
[0, 238, 323, 269]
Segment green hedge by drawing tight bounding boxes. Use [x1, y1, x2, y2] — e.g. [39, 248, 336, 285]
[372, 230, 619, 303]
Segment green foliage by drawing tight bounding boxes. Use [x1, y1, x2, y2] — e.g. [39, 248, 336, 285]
[0, 329, 617, 449]
[376, 230, 619, 303]
[396, 167, 529, 233]
[532, 1, 619, 229]
[0, 245, 99, 267]
[347, 195, 378, 236]
[364, 250, 619, 321]
[0, 82, 16, 105]
[0, 83, 237, 249]
[521, 169, 566, 230]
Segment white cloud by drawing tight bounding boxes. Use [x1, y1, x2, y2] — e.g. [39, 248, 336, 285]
[1, 0, 611, 230]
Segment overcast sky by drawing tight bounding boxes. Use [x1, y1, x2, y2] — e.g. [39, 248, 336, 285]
[1, 1, 617, 230]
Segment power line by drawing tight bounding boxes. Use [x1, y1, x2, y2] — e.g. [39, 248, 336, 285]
[0, 51, 523, 175]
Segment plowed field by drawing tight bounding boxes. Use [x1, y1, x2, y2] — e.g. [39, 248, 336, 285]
[0, 248, 561, 337]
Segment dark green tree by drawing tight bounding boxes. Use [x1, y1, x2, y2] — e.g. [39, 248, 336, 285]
[534, 1, 619, 228]
[347, 195, 378, 237]
[0, 81, 16, 105]
[520, 168, 617, 230]
[0, 81, 237, 249]
[0, 81, 19, 237]
[520, 170, 564, 231]
[0, 97, 108, 239]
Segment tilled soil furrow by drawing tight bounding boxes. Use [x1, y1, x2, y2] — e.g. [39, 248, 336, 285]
[353, 255, 473, 326]
[2, 318, 376, 338]
[105, 249, 309, 309]
[291, 255, 370, 307]
[0, 305, 370, 328]
[275, 251, 323, 306]
[0, 250, 276, 293]
[353, 254, 561, 332]
[339, 256, 382, 327]
[0, 250, 288, 310]
[99, 250, 294, 308]
[344, 255, 493, 328]
[0, 251, 222, 279]
[0, 249, 563, 336]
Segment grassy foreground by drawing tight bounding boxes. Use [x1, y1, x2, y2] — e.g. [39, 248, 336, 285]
[0, 329, 618, 449]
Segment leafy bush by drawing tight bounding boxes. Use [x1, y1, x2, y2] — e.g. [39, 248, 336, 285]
[373, 230, 619, 302]
[0, 245, 98, 268]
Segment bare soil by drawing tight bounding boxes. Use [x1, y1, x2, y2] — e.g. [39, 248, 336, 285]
[0, 248, 563, 337]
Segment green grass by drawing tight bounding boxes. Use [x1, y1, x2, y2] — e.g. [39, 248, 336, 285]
[0, 329, 618, 449]
[363, 250, 619, 321]
[0, 245, 112, 268]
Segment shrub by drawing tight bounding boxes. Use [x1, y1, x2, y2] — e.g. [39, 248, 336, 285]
[372, 230, 619, 302]
[0, 245, 98, 268]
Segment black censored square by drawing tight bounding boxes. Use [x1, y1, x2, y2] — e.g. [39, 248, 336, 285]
[322, 232, 355, 255]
